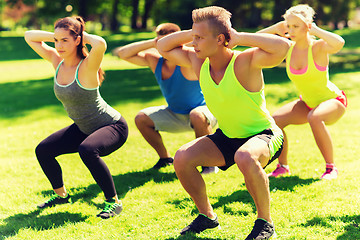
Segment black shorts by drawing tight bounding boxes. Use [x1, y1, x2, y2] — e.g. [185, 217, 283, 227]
[207, 128, 284, 171]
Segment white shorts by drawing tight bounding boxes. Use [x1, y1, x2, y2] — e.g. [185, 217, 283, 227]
[140, 105, 217, 133]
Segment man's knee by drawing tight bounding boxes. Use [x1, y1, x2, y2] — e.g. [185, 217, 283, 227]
[235, 149, 261, 173]
[174, 146, 197, 172]
[189, 110, 208, 127]
[135, 112, 154, 129]
[135, 112, 146, 126]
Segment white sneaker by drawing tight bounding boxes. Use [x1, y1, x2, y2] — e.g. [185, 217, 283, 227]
[201, 167, 219, 175]
[320, 167, 338, 180]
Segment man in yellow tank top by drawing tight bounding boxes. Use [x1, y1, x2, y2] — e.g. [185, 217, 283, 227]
[158, 6, 290, 240]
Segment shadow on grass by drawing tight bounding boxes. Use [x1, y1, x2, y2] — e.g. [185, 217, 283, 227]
[40, 168, 178, 210]
[301, 215, 360, 239]
[0, 36, 40, 61]
[0, 210, 88, 239]
[165, 236, 224, 240]
[0, 68, 162, 119]
[268, 175, 319, 191]
[213, 176, 318, 215]
[168, 175, 318, 218]
[1, 169, 177, 238]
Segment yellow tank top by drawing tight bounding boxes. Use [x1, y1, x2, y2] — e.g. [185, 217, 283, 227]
[199, 52, 275, 138]
[286, 43, 341, 108]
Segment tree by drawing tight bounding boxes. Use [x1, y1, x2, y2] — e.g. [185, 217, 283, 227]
[110, 0, 120, 31]
[131, 0, 139, 29]
[141, 0, 156, 29]
[272, 0, 293, 23]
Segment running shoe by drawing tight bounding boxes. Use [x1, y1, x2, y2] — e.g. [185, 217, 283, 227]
[97, 199, 123, 219]
[153, 157, 173, 169]
[180, 214, 220, 235]
[201, 166, 219, 175]
[267, 164, 290, 178]
[245, 219, 276, 240]
[320, 167, 338, 180]
[37, 192, 72, 209]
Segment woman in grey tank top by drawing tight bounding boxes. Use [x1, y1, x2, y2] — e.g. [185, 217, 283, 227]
[25, 16, 128, 219]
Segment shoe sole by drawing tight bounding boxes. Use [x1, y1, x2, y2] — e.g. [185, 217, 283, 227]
[268, 172, 290, 178]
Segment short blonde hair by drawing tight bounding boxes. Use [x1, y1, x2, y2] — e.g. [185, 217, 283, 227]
[155, 23, 181, 36]
[192, 6, 232, 42]
[283, 4, 315, 24]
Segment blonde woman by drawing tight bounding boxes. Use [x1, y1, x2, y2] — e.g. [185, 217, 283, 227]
[258, 4, 346, 180]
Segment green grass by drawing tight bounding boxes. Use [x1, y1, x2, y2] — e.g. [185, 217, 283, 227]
[0, 29, 360, 240]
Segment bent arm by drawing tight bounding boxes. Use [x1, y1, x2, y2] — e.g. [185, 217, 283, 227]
[257, 21, 288, 38]
[24, 30, 60, 67]
[310, 23, 345, 54]
[157, 30, 194, 68]
[230, 30, 291, 68]
[112, 38, 157, 66]
[83, 32, 107, 71]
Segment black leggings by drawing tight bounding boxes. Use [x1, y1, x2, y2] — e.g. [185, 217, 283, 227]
[35, 116, 128, 200]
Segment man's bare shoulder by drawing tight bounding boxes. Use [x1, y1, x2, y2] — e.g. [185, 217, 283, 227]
[144, 52, 161, 72]
[179, 65, 198, 80]
[234, 49, 253, 68]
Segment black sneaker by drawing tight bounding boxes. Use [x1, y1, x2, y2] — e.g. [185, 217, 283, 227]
[37, 193, 72, 209]
[97, 199, 123, 219]
[153, 157, 173, 169]
[180, 214, 220, 235]
[245, 219, 275, 240]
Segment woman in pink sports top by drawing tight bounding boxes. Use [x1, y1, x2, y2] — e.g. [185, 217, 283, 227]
[258, 4, 346, 180]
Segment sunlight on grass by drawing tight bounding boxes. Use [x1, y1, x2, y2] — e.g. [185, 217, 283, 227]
[0, 30, 359, 240]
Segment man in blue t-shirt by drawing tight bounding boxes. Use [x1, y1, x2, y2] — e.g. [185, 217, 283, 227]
[113, 23, 217, 173]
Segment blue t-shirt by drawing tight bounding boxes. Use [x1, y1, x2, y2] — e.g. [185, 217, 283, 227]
[155, 57, 205, 114]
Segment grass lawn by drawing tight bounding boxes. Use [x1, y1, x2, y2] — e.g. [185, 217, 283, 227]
[0, 29, 359, 240]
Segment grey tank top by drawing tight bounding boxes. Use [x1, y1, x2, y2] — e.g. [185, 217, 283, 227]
[54, 59, 121, 135]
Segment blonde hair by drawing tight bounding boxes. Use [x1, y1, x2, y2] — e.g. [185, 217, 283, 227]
[192, 6, 232, 43]
[283, 4, 315, 24]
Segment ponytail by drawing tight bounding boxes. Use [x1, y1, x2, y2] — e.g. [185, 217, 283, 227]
[55, 16, 105, 84]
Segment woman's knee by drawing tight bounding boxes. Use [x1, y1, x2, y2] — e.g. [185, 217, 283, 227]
[78, 143, 99, 163]
[307, 112, 322, 126]
[272, 114, 288, 129]
[35, 142, 52, 160]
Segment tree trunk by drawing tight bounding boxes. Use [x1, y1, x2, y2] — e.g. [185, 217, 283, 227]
[78, 0, 88, 19]
[110, 0, 120, 32]
[131, 0, 140, 29]
[248, 1, 262, 28]
[272, 0, 292, 23]
[141, 0, 156, 29]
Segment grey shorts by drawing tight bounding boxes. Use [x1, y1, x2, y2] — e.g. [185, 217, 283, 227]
[140, 105, 217, 133]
